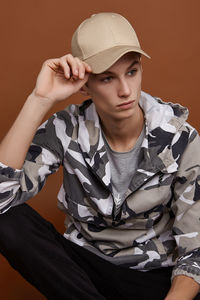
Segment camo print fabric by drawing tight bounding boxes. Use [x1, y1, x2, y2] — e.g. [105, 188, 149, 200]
[1, 91, 200, 283]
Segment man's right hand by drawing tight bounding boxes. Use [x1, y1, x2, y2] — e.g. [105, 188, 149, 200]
[0, 54, 92, 170]
[32, 54, 92, 104]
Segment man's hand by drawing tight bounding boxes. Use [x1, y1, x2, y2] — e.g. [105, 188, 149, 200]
[33, 54, 92, 104]
[0, 54, 92, 170]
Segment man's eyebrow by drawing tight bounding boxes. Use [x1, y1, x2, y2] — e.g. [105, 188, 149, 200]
[100, 60, 140, 76]
[127, 59, 140, 70]
[99, 70, 115, 76]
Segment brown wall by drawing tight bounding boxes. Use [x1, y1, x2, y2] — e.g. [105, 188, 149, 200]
[0, 0, 200, 298]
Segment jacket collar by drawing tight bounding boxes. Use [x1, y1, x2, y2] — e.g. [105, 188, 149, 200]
[139, 92, 189, 174]
[77, 100, 111, 187]
[77, 91, 189, 186]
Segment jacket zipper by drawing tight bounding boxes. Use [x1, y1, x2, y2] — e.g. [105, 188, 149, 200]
[88, 162, 163, 222]
[113, 170, 162, 221]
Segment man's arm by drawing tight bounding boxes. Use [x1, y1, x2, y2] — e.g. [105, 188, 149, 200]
[0, 54, 91, 170]
[166, 129, 200, 300]
[165, 275, 199, 300]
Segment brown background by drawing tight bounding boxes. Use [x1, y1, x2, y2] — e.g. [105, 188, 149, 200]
[0, 0, 200, 299]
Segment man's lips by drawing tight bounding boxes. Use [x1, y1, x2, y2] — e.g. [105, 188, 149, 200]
[117, 100, 135, 107]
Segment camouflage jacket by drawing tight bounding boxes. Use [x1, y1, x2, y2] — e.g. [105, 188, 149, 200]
[1, 91, 200, 283]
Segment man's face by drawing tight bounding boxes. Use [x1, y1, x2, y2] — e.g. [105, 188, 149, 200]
[83, 52, 143, 123]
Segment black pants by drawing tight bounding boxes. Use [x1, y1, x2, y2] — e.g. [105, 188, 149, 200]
[0, 203, 197, 300]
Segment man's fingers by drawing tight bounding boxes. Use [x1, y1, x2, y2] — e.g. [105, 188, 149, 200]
[42, 54, 92, 82]
[74, 57, 86, 79]
[72, 72, 90, 91]
[83, 62, 92, 73]
[61, 54, 92, 80]
[63, 54, 80, 79]
[60, 55, 76, 79]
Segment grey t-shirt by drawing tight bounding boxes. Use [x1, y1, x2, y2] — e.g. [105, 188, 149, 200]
[103, 127, 145, 216]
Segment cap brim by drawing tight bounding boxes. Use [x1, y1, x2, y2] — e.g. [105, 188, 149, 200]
[83, 45, 151, 74]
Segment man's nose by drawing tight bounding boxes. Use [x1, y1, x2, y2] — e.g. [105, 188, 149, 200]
[118, 78, 131, 98]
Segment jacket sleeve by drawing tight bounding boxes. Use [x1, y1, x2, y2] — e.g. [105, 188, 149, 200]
[0, 113, 64, 214]
[171, 126, 200, 284]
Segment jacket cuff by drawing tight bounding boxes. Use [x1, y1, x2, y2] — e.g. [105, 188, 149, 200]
[172, 268, 200, 285]
[172, 248, 200, 285]
[0, 161, 22, 179]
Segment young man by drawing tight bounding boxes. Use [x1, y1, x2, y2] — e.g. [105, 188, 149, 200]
[0, 12, 200, 300]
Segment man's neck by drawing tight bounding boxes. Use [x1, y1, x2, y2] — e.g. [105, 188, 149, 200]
[100, 106, 144, 152]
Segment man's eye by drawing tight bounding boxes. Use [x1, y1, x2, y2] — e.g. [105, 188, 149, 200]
[127, 69, 137, 76]
[101, 76, 113, 83]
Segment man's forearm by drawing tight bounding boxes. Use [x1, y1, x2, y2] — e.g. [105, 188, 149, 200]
[0, 93, 53, 170]
[0, 55, 91, 171]
[165, 275, 199, 300]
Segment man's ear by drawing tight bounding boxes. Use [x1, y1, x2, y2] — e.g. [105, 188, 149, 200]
[80, 84, 91, 96]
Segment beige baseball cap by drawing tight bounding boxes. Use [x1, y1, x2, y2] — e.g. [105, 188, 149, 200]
[71, 12, 150, 74]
